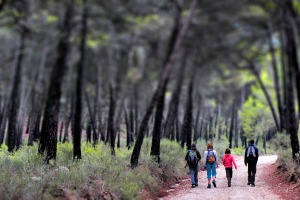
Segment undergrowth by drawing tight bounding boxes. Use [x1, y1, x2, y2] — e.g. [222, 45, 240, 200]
[0, 138, 186, 200]
[269, 133, 300, 183]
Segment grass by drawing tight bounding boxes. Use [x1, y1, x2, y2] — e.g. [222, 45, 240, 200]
[0, 138, 186, 200]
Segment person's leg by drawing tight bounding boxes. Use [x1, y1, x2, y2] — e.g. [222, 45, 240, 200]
[212, 163, 217, 187]
[247, 164, 251, 185]
[206, 164, 212, 188]
[190, 167, 195, 187]
[251, 165, 257, 186]
[194, 166, 199, 186]
[229, 168, 232, 187]
[225, 168, 230, 186]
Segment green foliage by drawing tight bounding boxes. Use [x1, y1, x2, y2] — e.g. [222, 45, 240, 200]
[0, 139, 186, 200]
[231, 147, 245, 156]
[125, 14, 159, 30]
[87, 33, 109, 48]
[46, 14, 58, 23]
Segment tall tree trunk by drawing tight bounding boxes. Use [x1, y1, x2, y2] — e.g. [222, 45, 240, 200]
[6, 27, 26, 152]
[164, 52, 187, 140]
[130, 0, 197, 168]
[73, 0, 87, 159]
[59, 122, 64, 142]
[193, 108, 201, 142]
[285, 8, 300, 119]
[28, 45, 48, 145]
[267, 22, 283, 132]
[249, 63, 280, 131]
[181, 75, 194, 150]
[284, 7, 300, 158]
[62, 117, 71, 143]
[150, 78, 168, 163]
[39, 1, 74, 163]
[108, 84, 116, 155]
[229, 105, 235, 149]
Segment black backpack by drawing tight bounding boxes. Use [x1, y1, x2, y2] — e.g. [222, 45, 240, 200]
[187, 150, 199, 167]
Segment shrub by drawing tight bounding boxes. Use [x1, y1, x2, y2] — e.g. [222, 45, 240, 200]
[0, 138, 186, 200]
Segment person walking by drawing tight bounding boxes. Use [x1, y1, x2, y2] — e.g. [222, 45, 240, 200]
[203, 143, 218, 188]
[185, 144, 201, 188]
[244, 139, 259, 187]
[222, 148, 237, 187]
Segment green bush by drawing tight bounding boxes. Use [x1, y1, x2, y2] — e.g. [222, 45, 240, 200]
[0, 138, 186, 200]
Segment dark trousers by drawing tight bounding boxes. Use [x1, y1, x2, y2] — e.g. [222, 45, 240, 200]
[248, 164, 256, 184]
[225, 168, 233, 186]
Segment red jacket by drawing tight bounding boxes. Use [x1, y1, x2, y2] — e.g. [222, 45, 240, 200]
[222, 154, 237, 169]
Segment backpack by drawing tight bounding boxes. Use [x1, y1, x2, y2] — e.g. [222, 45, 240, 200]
[206, 150, 216, 164]
[247, 146, 256, 157]
[187, 150, 198, 167]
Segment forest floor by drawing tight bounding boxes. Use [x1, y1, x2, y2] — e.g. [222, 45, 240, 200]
[155, 155, 300, 200]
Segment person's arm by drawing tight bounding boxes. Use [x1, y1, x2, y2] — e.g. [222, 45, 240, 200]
[185, 151, 189, 161]
[203, 151, 207, 165]
[244, 147, 248, 166]
[255, 147, 259, 163]
[214, 150, 218, 166]
[196, 150, 201, 160]
[232, 156, 237, 169]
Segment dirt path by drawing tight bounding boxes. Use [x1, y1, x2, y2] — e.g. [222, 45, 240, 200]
[160, 155, 283, 200]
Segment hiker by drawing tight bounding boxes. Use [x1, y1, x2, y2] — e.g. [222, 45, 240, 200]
[222, 148, 237, 187]
[203, 143, 218, 188]
[244, 139, 259, 187]
[185, 144, 201, 188]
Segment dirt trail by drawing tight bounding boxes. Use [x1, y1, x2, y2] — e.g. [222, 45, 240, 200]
[160, 155, 283, 200]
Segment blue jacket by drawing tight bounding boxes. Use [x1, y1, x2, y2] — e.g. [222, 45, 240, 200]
[244, 144, 259, 165]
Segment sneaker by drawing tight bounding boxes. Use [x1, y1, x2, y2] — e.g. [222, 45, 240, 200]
[212, 180, 216, 188]
[228, 184, 231, 187]
[207, 184, 211, 188]
[195, 184, 198, 187]
[247, 182, 251, 185]
[251, 184, 255, 187]
[191, 184, 196, 188]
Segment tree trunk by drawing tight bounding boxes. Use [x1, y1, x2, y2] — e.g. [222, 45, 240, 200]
[6, 27, 26, 152]
[124, 107, 131, 149]
[229, 105, 235, 149]
[181, 75, 194, 150]
[249, 63, 280, 131]
[284, 7, 300, 158]
[130, 0, 197, 168]
[164, 52, 187, 140]
[59, 122, 64, 142]
[193, 108, 201, 142]
[39, 1, 74, 163]
[267, 22, 283, 132]
[73, 0, 87, 159]
[150, 78, 168, 163]
[108, 85, 116, 155]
